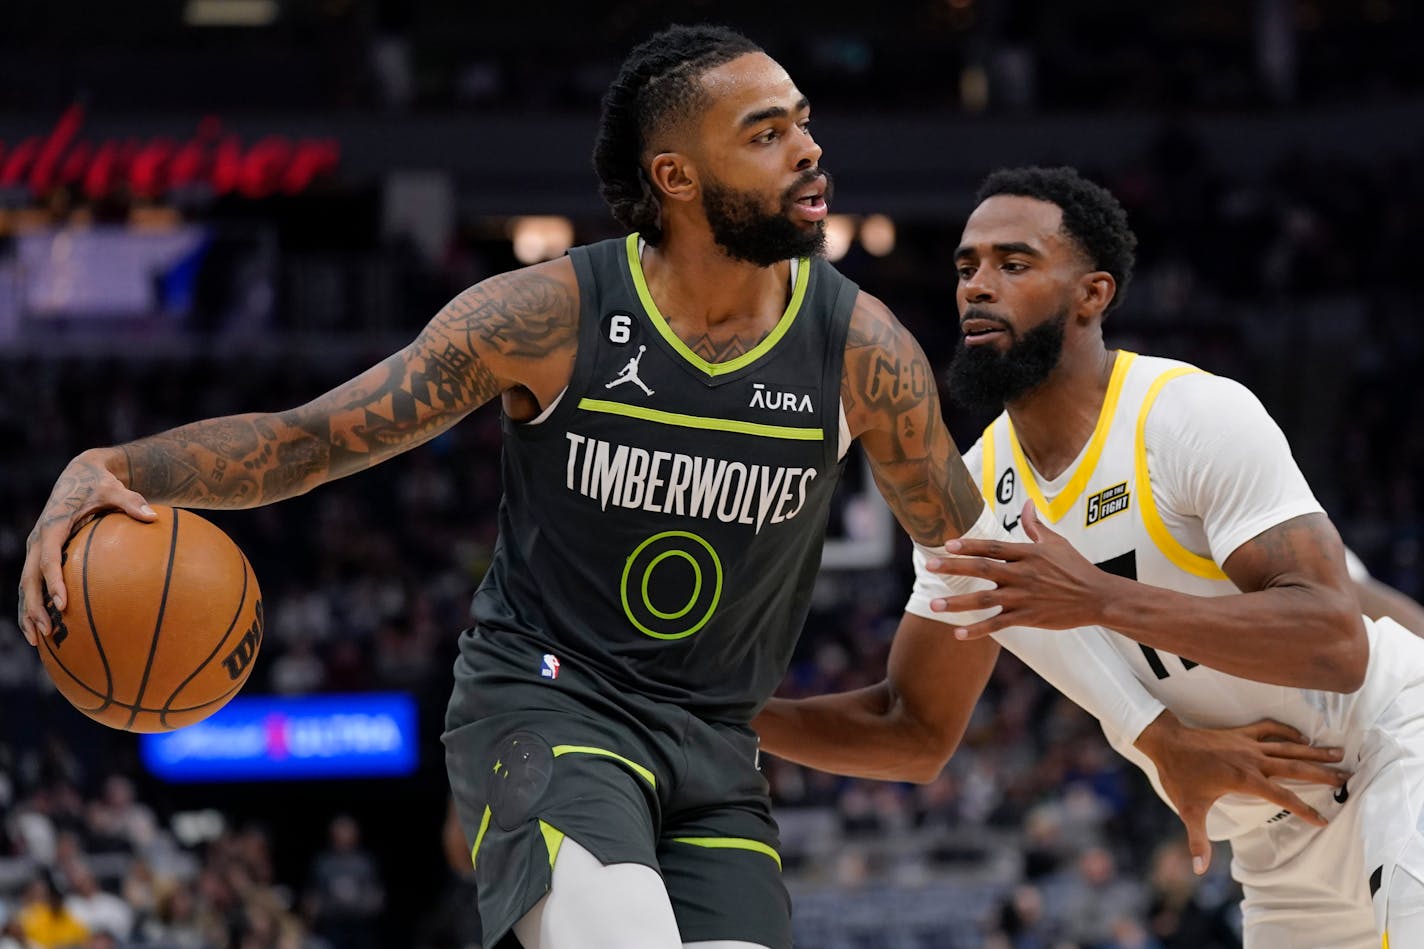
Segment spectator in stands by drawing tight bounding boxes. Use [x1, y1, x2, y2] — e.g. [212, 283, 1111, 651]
[1144, 839, 1239, 949]
[59, 861, 132, 943]
[118, 859, 158, 936]
[85, 777, 157, 857]
[1042, 846, 1148, 949]
[984, 883, 1058, 949]
[137, 881, 211, 949]
[304, 817, 382, 949]
[15, 871, 87, 949]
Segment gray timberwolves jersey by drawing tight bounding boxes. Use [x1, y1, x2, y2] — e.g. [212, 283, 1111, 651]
[464, 235, 859, 722]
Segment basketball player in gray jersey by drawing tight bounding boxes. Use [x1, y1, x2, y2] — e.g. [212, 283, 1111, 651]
[18, 25, 1033, 949]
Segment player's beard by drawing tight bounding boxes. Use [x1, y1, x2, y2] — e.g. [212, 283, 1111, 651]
[702, 168, 831, 266]
[945, 307, 1069, 412]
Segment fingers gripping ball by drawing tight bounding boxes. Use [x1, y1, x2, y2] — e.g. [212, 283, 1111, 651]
[38, 506, 263, 733]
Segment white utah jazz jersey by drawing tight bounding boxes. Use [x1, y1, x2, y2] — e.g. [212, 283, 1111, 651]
[965, 351, 1424, 839]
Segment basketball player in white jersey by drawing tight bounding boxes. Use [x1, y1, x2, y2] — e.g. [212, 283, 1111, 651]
[755, 166, 1424, 948]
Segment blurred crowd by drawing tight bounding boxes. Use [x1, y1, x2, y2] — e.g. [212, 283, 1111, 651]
[0, 765, 383, 949]
[3, 1, 1421, 114]
[2, 94, 1423, 949]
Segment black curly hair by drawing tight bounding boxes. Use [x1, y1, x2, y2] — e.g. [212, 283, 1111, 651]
[592, 24, 764, 246]
[975, 166, 1138, 312]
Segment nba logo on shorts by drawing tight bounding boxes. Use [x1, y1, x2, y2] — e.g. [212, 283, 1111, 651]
[540, 654, 561, 680]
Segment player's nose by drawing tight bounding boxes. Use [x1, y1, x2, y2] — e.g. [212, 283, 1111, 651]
[795, 128, 821, 169]
[961, 269, 996, 303]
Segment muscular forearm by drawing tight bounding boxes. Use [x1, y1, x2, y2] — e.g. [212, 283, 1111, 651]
[107, 412, 325, 508]
[113, 345, 479, 508]
[754, 688, 949, 783]
[1099, 576, 1365, 691]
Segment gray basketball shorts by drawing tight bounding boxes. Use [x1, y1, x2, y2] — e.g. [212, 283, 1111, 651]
[443, 676, 790, 948]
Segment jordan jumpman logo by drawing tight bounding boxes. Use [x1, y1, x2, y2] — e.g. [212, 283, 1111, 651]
[605, 345, 654, 396]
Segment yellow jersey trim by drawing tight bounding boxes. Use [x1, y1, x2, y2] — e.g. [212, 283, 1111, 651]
[578, 398, 823, 441]
[1006, 351, 1136, 524]
[551, 744, 658, 789]
[671, 835, 783, 870]
[1134, 366, 1229, 580]
[980, 422, 997, 503]
[624, 233, 810, 377]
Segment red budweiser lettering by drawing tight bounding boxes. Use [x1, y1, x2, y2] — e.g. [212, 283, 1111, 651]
[0, 105, 340, 200]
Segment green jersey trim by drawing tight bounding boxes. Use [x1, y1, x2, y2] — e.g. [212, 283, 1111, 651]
[577, 398, 824, 441]
[539, 820, 565, 868]
[550, 744, 658, 789]
[470, 804, 493, 869]
[671, 836, 783, 870]
[623, 232, 810, 377]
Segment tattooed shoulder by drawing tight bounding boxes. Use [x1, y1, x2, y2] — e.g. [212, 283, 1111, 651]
[841, 293, 932, 427]
[433, 262, 579, 362]
[842, 293, 984, 542]
[844, 291, 899, 351]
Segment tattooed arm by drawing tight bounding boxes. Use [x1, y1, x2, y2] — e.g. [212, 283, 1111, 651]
[18, 261, 578, 643]
[752, 293, 996, 779]
[840, 292, 984, 543]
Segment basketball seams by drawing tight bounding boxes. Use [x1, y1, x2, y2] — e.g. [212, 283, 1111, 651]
[123, 510, 181, 730]
[63, 680, 252, 733]
[79, 514, 117, 711]
[36, 650, 244, 713]
[39, 632, 108, 711]
[105, 680, 249, 715]
[39, 515, 119, 713]
[39, 506, 262, 733]
[158, 519, 254, 730]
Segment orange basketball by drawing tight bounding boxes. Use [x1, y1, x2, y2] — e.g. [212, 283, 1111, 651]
[38, 505, 264, 733]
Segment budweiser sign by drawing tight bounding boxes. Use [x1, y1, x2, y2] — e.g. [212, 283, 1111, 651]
[0, 105, 341, 200]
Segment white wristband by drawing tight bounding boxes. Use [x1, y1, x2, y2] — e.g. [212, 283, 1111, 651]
[901, 504, 1165, 745]
[904, 504, 1006, 626]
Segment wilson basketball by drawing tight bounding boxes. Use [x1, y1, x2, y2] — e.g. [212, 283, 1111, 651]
[38, 505, 264, 733]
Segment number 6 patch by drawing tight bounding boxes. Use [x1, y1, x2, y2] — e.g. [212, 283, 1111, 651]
[603, 311, 636, 345]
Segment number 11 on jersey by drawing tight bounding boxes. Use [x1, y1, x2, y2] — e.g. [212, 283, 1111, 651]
[1095, 551, 1200, 681]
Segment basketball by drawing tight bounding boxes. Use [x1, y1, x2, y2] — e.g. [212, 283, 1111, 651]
[37, 505, 264, 733]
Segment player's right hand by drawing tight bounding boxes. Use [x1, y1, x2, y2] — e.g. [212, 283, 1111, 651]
[1133, 711, 1348, 876]
[18, 449, 157, 646]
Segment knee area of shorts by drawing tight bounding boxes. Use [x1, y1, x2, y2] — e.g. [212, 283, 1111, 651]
[488, 730, 555, 829]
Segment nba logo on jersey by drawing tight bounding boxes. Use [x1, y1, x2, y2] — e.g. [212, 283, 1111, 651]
[540, 654, 561, 680]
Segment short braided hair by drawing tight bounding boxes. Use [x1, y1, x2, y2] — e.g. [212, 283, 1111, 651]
[593, 24, 763, 245]
[976, 166, 1138, 312]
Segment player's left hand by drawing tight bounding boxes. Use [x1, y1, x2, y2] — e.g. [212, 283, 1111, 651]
[925, 500, 1115, 639]
[1134, 711, 1348, 875]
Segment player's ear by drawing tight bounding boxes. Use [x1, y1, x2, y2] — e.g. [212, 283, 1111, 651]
[648, 153, 698, 204]
[1079, 270, 1116, 320]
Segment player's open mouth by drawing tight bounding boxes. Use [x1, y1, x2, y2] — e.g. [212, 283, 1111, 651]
[792, 189, 828, 222]
[961, 317, 1010, 346]
[786, 180, 831, 220]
